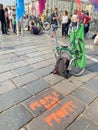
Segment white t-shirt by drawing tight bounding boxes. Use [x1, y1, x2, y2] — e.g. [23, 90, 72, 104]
[71, 14, 78, 22]
[8, 10, 14, 19]
[62, 15, 68, 24]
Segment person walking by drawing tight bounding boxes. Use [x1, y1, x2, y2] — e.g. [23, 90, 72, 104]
[0, 4, 6, 34]
[61, 10, 68, 37]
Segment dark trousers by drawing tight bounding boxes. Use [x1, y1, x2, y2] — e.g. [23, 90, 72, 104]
[0, 19, 6, 34]
[84, 23, 89, 36]
[5, 17, 9, 31]
[62, 23, 68, 36]
[13, 25, 16, 33]
[62, 23, 66, 36]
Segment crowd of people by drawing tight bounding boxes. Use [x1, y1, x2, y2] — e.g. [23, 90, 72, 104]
[0, 4, 16, 34]
[50, 8, 91, 39]
[0, 3, 92, 38]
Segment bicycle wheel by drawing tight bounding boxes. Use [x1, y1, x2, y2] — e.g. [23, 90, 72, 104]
[43, 21, 51, 31]
[70, 58, 85, 76]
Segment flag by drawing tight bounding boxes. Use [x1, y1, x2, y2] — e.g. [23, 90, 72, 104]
[76, 0, 81, 4]
[38, 0, 46, 16]
[16, 0, 25, 21]
[89, 0, 98, 11]
[76, 0, 81, 14]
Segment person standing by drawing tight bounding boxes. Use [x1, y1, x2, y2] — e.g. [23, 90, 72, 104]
[0, 4, 6, 34]
[71, 10, 78, 26]
[61, 10, 68, 37]
[8, 7, 13, 29]
[12, 14, 16, 34]
[84, 12, 91, 37]
[51, 7, 58, 38]
[5, 8, 9, 32]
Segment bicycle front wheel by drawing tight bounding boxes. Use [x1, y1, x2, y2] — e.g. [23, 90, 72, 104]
[70, 58, 85, 76]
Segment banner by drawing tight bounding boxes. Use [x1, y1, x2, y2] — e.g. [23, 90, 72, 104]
[38, 0, 46, 16]
[76, 0, 81, 14]
[16, 0, 25, 21]
[89, 0, 98, 11]
[76, 0, 81, 4]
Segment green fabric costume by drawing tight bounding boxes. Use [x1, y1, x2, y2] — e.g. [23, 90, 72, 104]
[69, 24, 86, 68]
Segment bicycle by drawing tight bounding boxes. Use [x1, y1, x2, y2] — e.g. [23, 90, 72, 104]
[54, 23, 86, 76]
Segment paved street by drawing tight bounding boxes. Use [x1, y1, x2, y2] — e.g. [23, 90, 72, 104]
[0, 30, 98, 130]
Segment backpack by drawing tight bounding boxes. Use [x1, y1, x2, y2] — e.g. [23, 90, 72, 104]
[53, 51, 70, 78]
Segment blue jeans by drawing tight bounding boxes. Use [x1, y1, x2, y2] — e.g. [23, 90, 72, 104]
[13, 24, 16, 33]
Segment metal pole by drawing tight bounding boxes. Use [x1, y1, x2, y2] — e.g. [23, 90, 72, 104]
[16, 20, 19, 36]
[71, 0, 74, 15]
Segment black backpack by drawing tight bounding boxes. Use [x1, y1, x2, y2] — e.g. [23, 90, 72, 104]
[53, 56, 70, 78]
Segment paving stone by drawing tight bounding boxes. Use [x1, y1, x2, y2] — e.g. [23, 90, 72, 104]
[0, 88, 32, 113]
[41, 53, 55, 60]
[31, 60, 51, 69]
[43, 74, 64, 85]
[25, 79, 51, 95]
[0, 80, 17, 95]
[86, 51, 98, 56]
[86, 59, 96, 67]
[67, 117, 98, 130]
[26, 52, 42, 58]
[14, 49, 36, 55]
[54, 79, 82, 96]
[71, 71, 96, 83]
[0, 61, 28, 73]
[85, 79, 98, 94]
[33, 66, 53, 78]
[47, 58, 56, 64]
[88, 64, 98, 72]
[84, 98, 98, 124]
[0, 105, 32, 130]
[71, 86, 97, 105]
[0, 71, 15, 83]
[12, 73, 38, 87]
[26, 96, 85, 130]
[12, 66, 33, 76]
[11, 55, 28, 62]
[25, 57, 45, 64]
[0, 53, 16, 60]
[24, 88, 64, 117]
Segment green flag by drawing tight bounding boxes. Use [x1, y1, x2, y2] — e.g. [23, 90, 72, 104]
[70, 24, 86, 68]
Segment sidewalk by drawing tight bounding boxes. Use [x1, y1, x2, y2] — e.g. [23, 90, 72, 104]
[0, 31, 98, 130]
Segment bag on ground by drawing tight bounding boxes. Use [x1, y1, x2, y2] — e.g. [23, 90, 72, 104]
[53, 52, 70, 78]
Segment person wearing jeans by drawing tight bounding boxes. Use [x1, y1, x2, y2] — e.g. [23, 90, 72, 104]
[12, 14, 16, 34]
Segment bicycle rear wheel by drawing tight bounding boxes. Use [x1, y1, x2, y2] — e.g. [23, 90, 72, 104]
[70, 58, 85, 76]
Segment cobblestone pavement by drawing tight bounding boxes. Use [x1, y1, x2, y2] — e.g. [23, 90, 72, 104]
[0, 30, 98, 130]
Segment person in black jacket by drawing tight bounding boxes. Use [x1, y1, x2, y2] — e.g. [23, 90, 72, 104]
[0, 4, 6, 34]
[51, 7, 58, 38]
